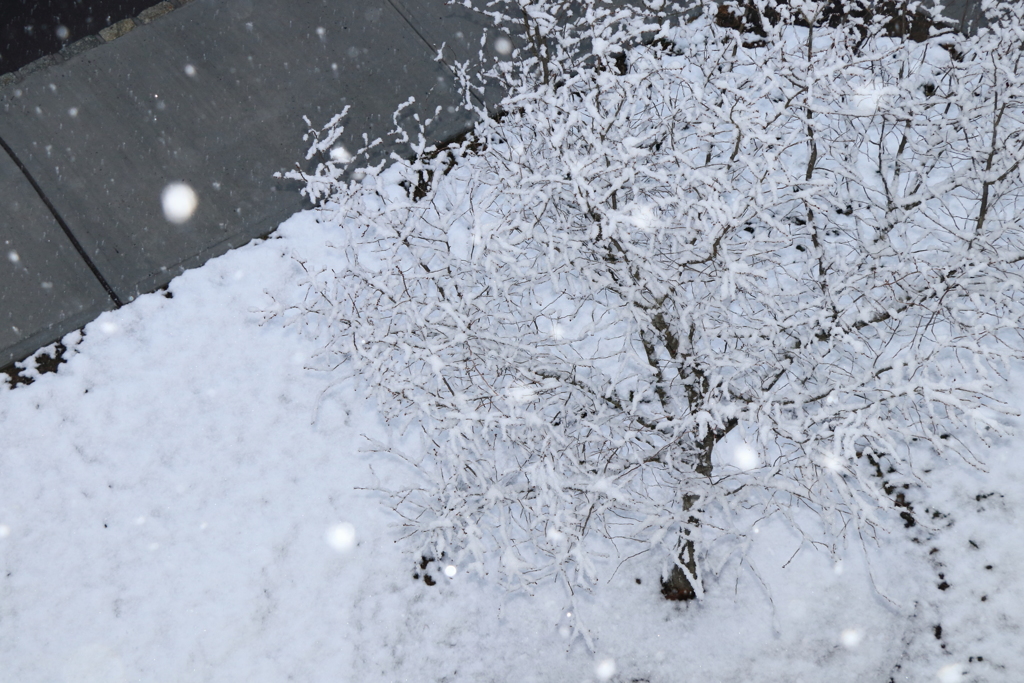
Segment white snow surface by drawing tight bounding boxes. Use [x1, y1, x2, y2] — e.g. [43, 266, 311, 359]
[1, 210, 1021, 682]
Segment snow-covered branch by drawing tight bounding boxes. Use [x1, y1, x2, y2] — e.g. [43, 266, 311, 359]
[282, 0, 1024, 604]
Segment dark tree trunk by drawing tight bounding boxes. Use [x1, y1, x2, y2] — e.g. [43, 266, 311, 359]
[660, 492, 702, 601]
[661, 427, 723, 601]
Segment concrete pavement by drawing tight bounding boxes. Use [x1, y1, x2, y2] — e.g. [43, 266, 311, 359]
[1, 0, 492, 370]
[0, 0, 988, 371]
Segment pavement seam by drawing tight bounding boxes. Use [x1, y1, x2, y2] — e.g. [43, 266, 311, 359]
[0, 135, 124, 308]
[0, 0, 490, 372]
[0, 0, 194, 88]
[382, 0, 490, 113]
[384, 0, 445, 62]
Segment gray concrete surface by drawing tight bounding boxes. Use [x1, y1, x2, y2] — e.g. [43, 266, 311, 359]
[389, 0, 509, 111]
[0, 0, 989, 371]
[0, 149, 114, 368]
[0, 0, 474, 303]
[0, 0, 487, 370]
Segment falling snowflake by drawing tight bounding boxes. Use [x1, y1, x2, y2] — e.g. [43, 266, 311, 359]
[595, 658, 616, 681]
[330, 147, 353, 164]
[840, 629, 864, 648]
[325, 523, 356, 552]
[161, 183, 199, 223]
[937, 663, 966, 683]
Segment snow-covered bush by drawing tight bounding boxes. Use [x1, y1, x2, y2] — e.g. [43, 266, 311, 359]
[281, 0, 1024, 603]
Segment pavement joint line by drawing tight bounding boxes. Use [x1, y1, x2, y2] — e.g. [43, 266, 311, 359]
[2, 0, 480, 372]
[137, 2, 177, 25]
[0, 0, 985, 90]
[0, 135, 124, 309]
[385, 0, 451, 64]
[98, 18, 138, 43]
[0, 0, 191, 315]
[382, 0, 490, 113]
[0, 0, 190, 87]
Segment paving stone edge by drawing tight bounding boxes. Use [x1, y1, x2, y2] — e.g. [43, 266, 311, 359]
[0, 0, 195, 89]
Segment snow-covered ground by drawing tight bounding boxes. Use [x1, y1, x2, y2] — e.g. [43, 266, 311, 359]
[1, 210, 1021, 682]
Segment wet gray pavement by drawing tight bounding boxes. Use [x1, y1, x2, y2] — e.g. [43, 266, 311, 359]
[0, 0, 986, 370]
[0, 0, 491, 369]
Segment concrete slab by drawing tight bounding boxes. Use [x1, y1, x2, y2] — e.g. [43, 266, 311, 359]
[0, 0, 473, 304]
[0, 0, 986, 371]
[387, 0, 494, 66]
[388, 0, 689, 65]
[0, 0, 161, 75]
[386, 0, 693, 113]
[0, 147, 113, 369]
[386, 0, 525, 115]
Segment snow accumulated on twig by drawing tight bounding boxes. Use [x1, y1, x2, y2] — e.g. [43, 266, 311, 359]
[280, 0, 1024, 611]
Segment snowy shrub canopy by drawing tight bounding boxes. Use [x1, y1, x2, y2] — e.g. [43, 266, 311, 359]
[281, 0, 1024, 602]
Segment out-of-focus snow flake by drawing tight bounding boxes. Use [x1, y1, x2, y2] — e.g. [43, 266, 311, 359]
[7, 250, 19, 263]
[184, 64, 196, 77]
[508, 385, 536, 404]
[326, 522, 356, 552]
[937, 663, 966, 682]
[840, 629, 863, 648]
[99, 321, 119, 335]
[546, 528, 566, 544]
[55, 25, 70, 41]
[595, 658, 616, 681]
[316, 27, 326, 39]
[851, 84, 888, 114]
[161, 182, 198, 223]
[0, 524, 10, 538]
[68, 107, 79, 118]
[62, 644, 128, 683]
[495, 36, 513, 55]
[444, 564, 457, 578]
[632, 205, 656, 229]
[330, 146, 353, 164]
[41, 281, 53, 290]
[732, 443, 759, 470]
